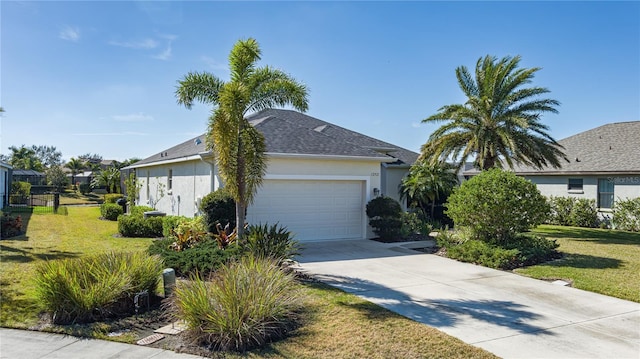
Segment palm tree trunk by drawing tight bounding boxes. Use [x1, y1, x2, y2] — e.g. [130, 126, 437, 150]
[430, 201, 436, 219]
[236, 117, 247, 239]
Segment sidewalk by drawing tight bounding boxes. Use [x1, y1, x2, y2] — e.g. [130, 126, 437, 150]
[0, 328, 205, 359]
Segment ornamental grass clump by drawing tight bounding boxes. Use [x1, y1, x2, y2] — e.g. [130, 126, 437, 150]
[243, 223, 299, 265]
[173, 255, 303, 352]
[34, 252, 163, 324]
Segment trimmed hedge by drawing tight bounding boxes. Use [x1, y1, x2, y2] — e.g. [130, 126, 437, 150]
[100, 203, 123, 221]
[118, 215, 164, 238]
[366, 196, 403, 241]
[200, 188, 236, 233]
[104, 194, 124, 204]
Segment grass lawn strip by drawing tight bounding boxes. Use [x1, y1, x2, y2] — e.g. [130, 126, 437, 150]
[0, 206, 497, 358]
[517, 225, 640, 303]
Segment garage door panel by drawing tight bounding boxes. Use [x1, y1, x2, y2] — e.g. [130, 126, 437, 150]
[247, 179, 364, 241]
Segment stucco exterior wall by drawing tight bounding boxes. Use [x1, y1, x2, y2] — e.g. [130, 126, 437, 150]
[137, 160, 216, 217]
[381, 165, 410, 208]
[525, 175, 640, 210]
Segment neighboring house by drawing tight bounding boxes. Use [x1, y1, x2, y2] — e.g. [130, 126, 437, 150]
[127, 109, 418, 241]
[12, 169, 47, 186]
[0, 161, 12, 210]
[464, 121, 640, 213]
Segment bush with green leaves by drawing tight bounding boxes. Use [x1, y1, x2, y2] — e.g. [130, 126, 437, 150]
[612, 197, 640, 232]
[1, 213, 23, 239]
[34, 252, 163, 324]
[200, 188, 236, 233]
[104, 194, 124, 204]
[243, 223, 299, 264]
[547, 196, 597, 228]
[162, 215, 190, 239]
[130, 205, 155, 217]
[502, 233, 561, 267]
[100, 203, 123, 221]
[445, 239, 521, 269]
[118, 215, 164, 238]
[365, 196, 403, 241]
[78, 183, 90, 195]
[148, 238, 245, 277]
[446, 169, 549, 244]
[568, 198, 597, 228]
[172, 255, 302, 352]
[11, 181, 31, 196]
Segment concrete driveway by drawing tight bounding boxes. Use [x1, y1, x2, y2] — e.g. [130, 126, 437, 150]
[296, 239, 640, 359]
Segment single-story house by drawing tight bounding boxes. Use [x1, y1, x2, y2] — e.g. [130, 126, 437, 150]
[127, 109, 418, 241]
[0, 161, 12, 210]
[464, 121, 640, 212]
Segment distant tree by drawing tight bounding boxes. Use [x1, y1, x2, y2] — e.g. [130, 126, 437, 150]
[7, 145, 44, 171]
[113, 158, 141, 169]
[399, 160, 458, 218]
[31, 145, 62, 168]
[421, 55, 567, 171]
[91, 167, 121, 194]
[46, 165, 69, 192]
[65, 157, 87, 185]
[78, 153, 103, 171]
[176, 38, 308, 238]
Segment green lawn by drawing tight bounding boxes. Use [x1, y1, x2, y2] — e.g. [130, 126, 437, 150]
[0, 207, 153, 327]
[59, 191, 104, 205]
[0, 207, 496, 358]
[516, 225, 640, 302]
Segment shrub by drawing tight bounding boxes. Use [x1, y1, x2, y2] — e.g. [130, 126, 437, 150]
[130, 205, 155, 217]
[446, 169, 549, 244]
[148, 238, 245, 277]
[104, 194, 124, 204]
[568, 198, 598, 228]
[547, 196, 598, 228]
[200, 188, 236, 233]
[33, 252, 163, 324]
[547, 196, 574, 226]
[365, 196, 403, 241]
[400, 211, 434, 237]
[173, 256, 302, 351]
[118, 215, 164, 238]
[446, 240, 521, 269]
[169, 216, 209, 251]
[612, 197, 640, 232]
[11, 181, 31, 196]
[243, 223, 299, 264]
[502, 233, 561, 267]
[100, 203, 123, 221]
[1, 213, 23, 239]
[78, 183, 90, 195]
[162, 215, 190, 239]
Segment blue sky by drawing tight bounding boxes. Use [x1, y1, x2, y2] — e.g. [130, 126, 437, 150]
[1, 1, 638, 162]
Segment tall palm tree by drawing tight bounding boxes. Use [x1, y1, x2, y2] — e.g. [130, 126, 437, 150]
[422, 55, 567, 171]
[176, 38, 308, 238]
[65, 157, 86, 186]
[399, 161, 458, 218]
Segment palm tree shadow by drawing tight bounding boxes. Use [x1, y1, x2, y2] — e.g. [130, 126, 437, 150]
[0, 244, 79, 263]
[313, 273, 551, 336]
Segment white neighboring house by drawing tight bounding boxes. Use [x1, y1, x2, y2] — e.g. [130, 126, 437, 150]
[126, 109, 418, 241]
[464, 121, 640, 214]
[0, 161, 12, 210]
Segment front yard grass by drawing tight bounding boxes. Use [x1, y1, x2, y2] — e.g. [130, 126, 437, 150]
[59, 191, 104, 205]
[0, 206, 497, 358]
[516, 225, 640, 303]
[0, 207, 153, 327]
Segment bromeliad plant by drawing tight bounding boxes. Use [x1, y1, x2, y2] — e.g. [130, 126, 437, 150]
[169, 217, 208, 252]
[213, 222, 240, 249]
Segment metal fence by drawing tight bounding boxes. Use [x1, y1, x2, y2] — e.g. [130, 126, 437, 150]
[7, 193, 60, 214]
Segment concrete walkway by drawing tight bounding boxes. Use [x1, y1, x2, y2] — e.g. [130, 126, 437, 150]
[0, 328, 205, 359]
[296, 239, 640, 359]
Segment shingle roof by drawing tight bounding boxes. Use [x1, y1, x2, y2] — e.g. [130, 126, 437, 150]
[463, 121, 640, 175]
[131, 109, 418, 168]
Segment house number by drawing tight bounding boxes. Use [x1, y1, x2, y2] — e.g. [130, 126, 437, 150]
[371, 172, 379, 176]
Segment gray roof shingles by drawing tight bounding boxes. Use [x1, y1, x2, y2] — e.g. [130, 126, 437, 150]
[132, 109, 418, 168]
[463, 121, 640, 175]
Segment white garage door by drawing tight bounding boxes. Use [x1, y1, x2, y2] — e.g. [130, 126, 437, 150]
[247, 179, 365, 241]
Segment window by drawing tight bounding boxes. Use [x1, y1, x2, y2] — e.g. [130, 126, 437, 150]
[568, 178, 583, 191]
[598, 178, 614, 209]
[168, 169, 173, 190]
